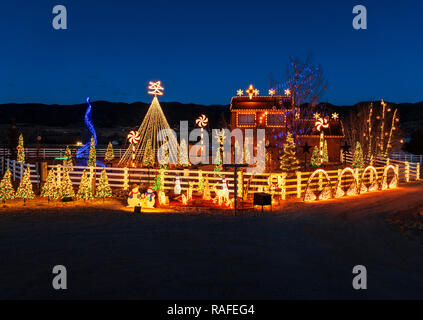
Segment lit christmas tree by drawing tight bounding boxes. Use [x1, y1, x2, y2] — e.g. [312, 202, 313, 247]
[152, 167, 166, 192]
[16, 167, 35, 203]
[178, 139, 190, 167]
[203, 175, 211, 200]
[352, 141, 364, 168]
[322, 140, 329, 163]
[88, 136, 96, 167]
[63, 146, 73, 170]
[76, 170, 93, 200]
[214, 148, 223, 176]
[61, 169, 75, 198]
[41, 169, 60, 201]
[198, 170, 205, 192]
[279, 132, 300, 173]
[95, 169, 112, 200]
[142, 139, 155, 167]
[17, 134, 25, 163]
[0, 170, 15, 203]
[104, 142, 115, 163]
[310, 146, 322, 167]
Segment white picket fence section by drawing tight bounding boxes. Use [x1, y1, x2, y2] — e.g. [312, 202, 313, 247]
[0, 147, 127, 159]
[389, 152, 423, 164]
[0, 158, 40, 184]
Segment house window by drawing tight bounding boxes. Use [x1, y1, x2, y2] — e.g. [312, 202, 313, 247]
[266, 113, 284, 127]
[238, 114, 255, 126]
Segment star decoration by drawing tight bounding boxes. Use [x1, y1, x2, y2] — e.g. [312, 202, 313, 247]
[148, 81, 164, 96]
[313, 113, 321, 120]
[331, 112, 339, 120]
[295, 112, 300, 120]
[246, 85, 258, 100]
[268, 89, 276, 96]
[301, 142, 312, 154]
[237, 89, 243, 96]
[284, 89, 291, 96]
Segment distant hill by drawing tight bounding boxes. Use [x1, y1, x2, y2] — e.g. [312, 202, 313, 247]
[0, 100, 421, 145]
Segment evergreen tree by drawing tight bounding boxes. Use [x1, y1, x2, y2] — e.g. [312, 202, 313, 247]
[88, 136, 96, 167]
[0, 170, 15, 203]
[105, 142, 115, 162]
[279, 132, 300, 172]
[152, 167, 166, 192]
[95, 169, 112, 200]
[178, 139, 190, 167]
[17, 134, 25, 163]
[41, 169, 60, 200]
[322, 140, 329, 163]
[142, 139, 155, 167]
[214, 147, 223, 176]
[76, 170, 93, 200]
[63, 146, 73, 170]
[61, 170, 75, 198]
[198, 170, 205, 192]
[16, 167, 35, 203]
[352, 141, 364, 168]
[310, 146, 322, 167]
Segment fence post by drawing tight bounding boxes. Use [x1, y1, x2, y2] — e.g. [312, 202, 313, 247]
[405, 161, 410, 182]
[416, 162, 420, 181]
[296, 171, 301, 199]
[123, 167, 129, 190]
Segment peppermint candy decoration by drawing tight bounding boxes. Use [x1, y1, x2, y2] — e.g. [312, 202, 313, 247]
[195, 114, 208, 128]
[127, 130, 141, 144]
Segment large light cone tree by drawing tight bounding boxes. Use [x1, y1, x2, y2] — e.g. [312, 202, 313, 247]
[118, 96, 179, 167]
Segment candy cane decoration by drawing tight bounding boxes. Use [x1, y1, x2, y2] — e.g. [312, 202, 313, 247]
[314, 117, 329, 163]
[127, 130, 141, 167]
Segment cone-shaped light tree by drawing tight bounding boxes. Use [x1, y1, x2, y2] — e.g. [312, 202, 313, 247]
[16, 167, 35, 203]
[105, 142, 115, 163]
[61, 169, 75, 198]
[63, 146, 73, 169]
[279, 132, 300, 173]
[88, 136, 96, 167]
[41, 169, 60, 201]
[95, 169, 112, 200]
[178, 139, 190, 167]
[118, 82, 179, 167]
[77, 170, 93, 200]
[352, 141, 364, 168]
[0, 170, 15, 203]
[17, 134, 25, 163]
[142, 139, 155, 167]
[322, 140, 329, 163]
[310, 146, 322, 167]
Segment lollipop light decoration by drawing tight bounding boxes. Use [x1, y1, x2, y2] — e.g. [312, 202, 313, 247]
[127, 130, 141, 168]
[196, 114, 209, 158]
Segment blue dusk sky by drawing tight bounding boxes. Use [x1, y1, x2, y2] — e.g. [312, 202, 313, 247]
[0, 0, 422, 105]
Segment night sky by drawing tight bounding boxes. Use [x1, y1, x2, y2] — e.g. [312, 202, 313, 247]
[1, 0, 422, 105]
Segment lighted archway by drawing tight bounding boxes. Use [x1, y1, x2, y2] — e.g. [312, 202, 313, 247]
[304, 169, 333, 202]
[360, 166, 379, 193]
[382, 165, 398, 190]
[334, 167, 359, 198]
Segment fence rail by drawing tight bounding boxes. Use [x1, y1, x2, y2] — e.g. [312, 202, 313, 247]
[0, 158, 40, 184]
[0, 147, 126, 159]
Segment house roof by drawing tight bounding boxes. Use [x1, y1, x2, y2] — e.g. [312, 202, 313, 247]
[230, 96, 293, 111]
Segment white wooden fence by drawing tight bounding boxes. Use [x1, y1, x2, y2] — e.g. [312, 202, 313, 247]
[389, 152, 423, 164]
[0, 147, 127, 159]
[0, 158, 40, 184]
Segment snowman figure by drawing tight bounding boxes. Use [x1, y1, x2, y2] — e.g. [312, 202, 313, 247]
[174, 176, 181, 195]
[127, 184, 142, 207]
[144, 187, 156, 208]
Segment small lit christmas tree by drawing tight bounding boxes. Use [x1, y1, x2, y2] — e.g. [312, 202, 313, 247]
[214, 147, 223, 176]
[178, 139, 190, 167]
[63, 146, 73, 170]
[16, 167, 35, 203]
[352, 141, 364, 168]
[88, 136, 96, 167]
[322, 140, 329, 163]
[105, 142, 115, 163]
[142, 139, 155, 167]
[310, 146, 321, 167]
[17, 134, 25, 163]
[0, 170, 15, 203]
[152, 167, 166, 192]
[61, 169, 75, 198]
[41, 169, 60, 201]
[76, 170, 93, 200]
[203, 175, 211, 200]
[279, 132, 300, 173]
[95, 169, 112, 200]
[198, 170, 205, 192]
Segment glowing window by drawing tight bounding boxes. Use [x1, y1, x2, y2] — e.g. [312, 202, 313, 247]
[238, 114, 255, 126]
[267, 114, 284, 126]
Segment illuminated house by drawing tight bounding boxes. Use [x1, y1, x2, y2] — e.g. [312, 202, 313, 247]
[229, 87, 345, 171]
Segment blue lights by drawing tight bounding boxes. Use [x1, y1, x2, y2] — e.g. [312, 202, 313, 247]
[76, 97, 97, 160]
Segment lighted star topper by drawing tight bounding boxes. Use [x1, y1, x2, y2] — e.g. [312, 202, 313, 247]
[315, 117, 329, 131]
[331, 112, 339, 120]
[284, 89, 291, 96]
[237, 89, 243, 96]
[148, 81, 164, 96]
[269, 89, 276, 96]
[245, 85, 259, 100]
